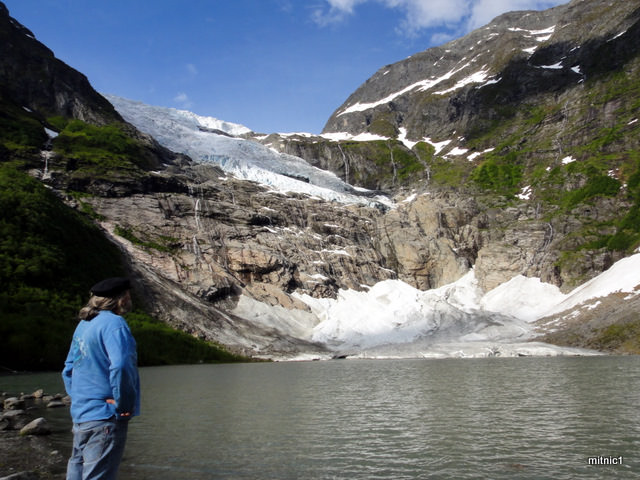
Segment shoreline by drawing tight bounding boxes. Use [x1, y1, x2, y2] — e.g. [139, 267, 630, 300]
[1, 390, 70, 480]
[0, 430, 67, 479]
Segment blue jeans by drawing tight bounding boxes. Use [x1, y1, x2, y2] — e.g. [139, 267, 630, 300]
[66, 417, 129, 480]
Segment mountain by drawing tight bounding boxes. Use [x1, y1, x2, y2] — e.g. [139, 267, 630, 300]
[259, 0, 640, 291]
[1, 0, 640, 367]
[324, 0, 639, 146]
[0, 4, 118, 125]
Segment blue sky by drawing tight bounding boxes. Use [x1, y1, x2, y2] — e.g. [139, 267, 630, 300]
[5, 0, 567, 134]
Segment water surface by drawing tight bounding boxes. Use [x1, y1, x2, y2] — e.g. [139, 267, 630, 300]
[2, 356, 638, 479]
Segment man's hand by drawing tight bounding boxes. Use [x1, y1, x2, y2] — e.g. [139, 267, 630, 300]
[106, 398, 131, 417]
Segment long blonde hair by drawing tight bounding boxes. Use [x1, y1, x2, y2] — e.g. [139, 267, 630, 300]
[78, 291, 132, 320]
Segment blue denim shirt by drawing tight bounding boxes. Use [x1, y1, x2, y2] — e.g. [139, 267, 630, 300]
[62, 310, 140, 423]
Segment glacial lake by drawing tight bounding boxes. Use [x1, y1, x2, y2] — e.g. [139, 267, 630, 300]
[2, 356, 640, 479]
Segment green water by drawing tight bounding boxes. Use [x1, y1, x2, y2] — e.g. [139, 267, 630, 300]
[2, 356, 639, 479]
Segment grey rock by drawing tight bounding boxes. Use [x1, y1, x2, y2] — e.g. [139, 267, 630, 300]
[1, 410, 30, 430]
[3, 398, 24, 411]
[19, 417, 50, 436]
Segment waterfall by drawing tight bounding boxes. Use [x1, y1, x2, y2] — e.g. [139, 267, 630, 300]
[192, 235, 202, 260]
[40, 150, 53, 180]
[194, 198, 202, 231]
[338, 143, 349, 184]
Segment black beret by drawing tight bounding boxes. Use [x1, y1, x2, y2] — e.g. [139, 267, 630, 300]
[90, 277, 131, 297]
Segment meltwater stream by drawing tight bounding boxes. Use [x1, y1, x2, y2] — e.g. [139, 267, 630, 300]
[3, 357, 640, 479]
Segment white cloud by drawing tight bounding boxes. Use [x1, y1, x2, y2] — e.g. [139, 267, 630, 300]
[173, 92, 193, 108]
[314, 0, 566, 37]
[312, 0, 368, 26]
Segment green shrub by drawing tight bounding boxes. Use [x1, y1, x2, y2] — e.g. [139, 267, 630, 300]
[0, 100, 48, 150]
[127, 312, 246, 366]
[591, 320, 640, 353]
[606, 231, 638, 251]
[369, 116, 398, 138]
[562, 174, 621, 208]
[413, 142, 435, 161]
[0, 165, 126, 370]
[114, 225, 175, 252]
[46, 116, 68, 131]
[471, 152, 523, 195]
[391, 145, 425, 181]
[52, 120, 153, 175]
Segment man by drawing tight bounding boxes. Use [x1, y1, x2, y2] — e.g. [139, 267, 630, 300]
[62, 277, 141, 480]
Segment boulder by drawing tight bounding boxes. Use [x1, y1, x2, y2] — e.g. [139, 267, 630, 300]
[3, 398, 24, 411]
[19, 417, 50, 436]
[1, 410, 30, 430]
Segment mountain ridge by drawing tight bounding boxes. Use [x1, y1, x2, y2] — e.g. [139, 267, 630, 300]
[322, 0, 640, 143]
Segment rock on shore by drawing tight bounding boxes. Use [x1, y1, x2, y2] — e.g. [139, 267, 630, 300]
[0, 389, 69, 479]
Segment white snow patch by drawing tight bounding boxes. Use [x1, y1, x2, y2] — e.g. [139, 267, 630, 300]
[44, 127, 58, 138]
[467, 147, 494, 162]
[278, 131, 317, 138]
[479, 77, 501, 88]
[480, 275, 566, 322]
[543, 253, 640, 317]
[321, 248, 351, 256]
[562, 156, 576, 164]
[251, 252, 640, 359]
[609, 30, 627, 41]
[398, 127, 418, 149]
[232, 296, 318, 340]
[508, 26, 555, 37]
[447, 146, 469, 156]
[402, 193, 417, 203]
[435, 69, 492, 95]
[320, 131, 389, 142]
[337, 61, 474, 116]
[530, 26, 556, 35]
[517, 185, 532, 200]
[539, 62, 563, 69]
[424, 137, 452, 154]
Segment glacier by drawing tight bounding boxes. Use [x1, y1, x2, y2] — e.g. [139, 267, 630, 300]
[233, 254, 640, 360]
[103, 94, 390, 207]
